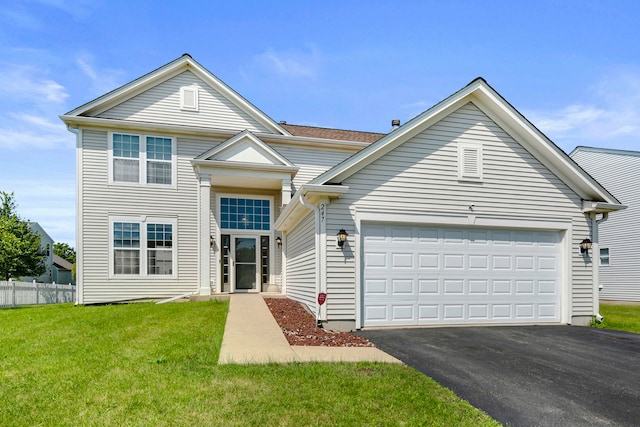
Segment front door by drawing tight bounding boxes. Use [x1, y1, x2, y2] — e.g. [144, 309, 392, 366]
[233, 236, 259, 291]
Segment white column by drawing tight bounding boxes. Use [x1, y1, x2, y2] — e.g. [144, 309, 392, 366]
[198, 173, 212, 296]
[281, 178, 292, 206]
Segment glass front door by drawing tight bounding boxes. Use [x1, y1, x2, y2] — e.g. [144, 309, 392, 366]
[234, 237, 258, 291]
[220, 233, 270, 293]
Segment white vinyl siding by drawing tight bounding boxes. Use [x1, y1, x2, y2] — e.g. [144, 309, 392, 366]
[267, 142, 361, 190]
[78, 129, 208, 303]
[97, 71, 270, 133]
[284, 211, 316, 312]
[571, 148, 640, 301]
[325, 102, 591, 322]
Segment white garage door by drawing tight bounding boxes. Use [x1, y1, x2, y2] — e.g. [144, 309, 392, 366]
[362, 224, 563, 327]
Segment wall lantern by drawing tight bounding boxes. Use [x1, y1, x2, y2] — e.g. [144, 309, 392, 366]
[337, 229, 349, 248]
[580, 238, 592, 254]
[275, 236, 282, 247]
[210, 235, 215, 247]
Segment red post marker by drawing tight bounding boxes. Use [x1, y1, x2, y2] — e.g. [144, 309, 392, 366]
[317, 292, 327, 305]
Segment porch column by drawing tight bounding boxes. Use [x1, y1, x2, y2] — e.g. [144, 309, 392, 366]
[281, 178, 292, 206]
[198, 173, 212, 296]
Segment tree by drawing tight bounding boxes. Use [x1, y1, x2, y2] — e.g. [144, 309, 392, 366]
[54, 242, 76, 264]
[0, 192, 46, 281]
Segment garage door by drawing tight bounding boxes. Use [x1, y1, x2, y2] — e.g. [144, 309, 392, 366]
[362, 224, 563, 327]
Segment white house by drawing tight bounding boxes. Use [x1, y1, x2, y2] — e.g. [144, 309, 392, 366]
[60, 54, 623, 329]
[571, 146, 639, 302]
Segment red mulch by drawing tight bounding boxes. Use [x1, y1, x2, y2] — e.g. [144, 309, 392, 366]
[264, 297, 373, 347]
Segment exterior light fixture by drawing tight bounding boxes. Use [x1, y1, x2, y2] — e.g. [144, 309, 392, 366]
[210, 235, 215, 247]
[275, 236, 282, 247]
[580, 238, 592, 254]
[337, 229, 348, 248]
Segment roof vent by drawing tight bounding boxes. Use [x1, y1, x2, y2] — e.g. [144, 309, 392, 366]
[391, 119, 401, 130]
[280, 120, 287, 125]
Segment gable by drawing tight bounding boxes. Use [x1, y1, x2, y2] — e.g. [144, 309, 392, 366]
[312, 78, 622, 210]
[94, 70, 271, 133]
[341, 103, 582, 212]
[197, 130, 296, 167]
[62, 54, 290, 136]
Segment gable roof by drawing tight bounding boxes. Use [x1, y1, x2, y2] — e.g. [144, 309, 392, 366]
[571, 146, 640, 158]
[280, 123, 385, 143]
[196, 129, 296, 168]
[310, 78, 623, 209]
[62, 54, 290, 136]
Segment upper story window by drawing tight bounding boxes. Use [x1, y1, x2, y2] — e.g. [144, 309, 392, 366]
[600, 247, 610, 266]
[458, 142, 483, 182]
[110, 133, 176, 187]
[220, 197, 271, 230]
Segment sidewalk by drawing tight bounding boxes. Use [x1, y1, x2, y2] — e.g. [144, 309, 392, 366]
[218, 294, 401, 365]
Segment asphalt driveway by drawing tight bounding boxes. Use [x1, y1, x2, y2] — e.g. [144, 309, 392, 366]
[359, 326, 640, 426]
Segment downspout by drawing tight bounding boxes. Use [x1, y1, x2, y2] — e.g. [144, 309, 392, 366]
[67, 125, 82, 305]
[592, 212, 609, 323]
[299, 192, 323, 326]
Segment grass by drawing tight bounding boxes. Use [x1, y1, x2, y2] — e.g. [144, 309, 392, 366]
[596, 303, 640, 334]
[0, 301, 498, 427]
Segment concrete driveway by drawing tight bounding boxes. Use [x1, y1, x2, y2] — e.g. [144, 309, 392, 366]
[359, 326, 640, 426]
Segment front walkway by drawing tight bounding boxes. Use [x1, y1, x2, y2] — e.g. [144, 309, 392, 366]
[218, 294, 401, 365]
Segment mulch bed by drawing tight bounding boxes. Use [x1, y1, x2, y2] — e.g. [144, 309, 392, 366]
[264, 297, 373, 347]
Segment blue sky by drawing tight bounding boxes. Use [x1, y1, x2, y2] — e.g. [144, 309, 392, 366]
[1, 0, 640, 247]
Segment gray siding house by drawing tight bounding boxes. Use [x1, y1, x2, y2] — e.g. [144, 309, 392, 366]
[61, 55, 623, 329]
[571, 147, 639, 301]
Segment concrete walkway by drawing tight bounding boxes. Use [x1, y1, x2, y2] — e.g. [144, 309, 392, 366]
[218, 294, 401, 365]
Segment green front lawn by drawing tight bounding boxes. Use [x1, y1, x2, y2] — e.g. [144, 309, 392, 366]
[0, 302, 497, 426]
[597, 303, 640, 334]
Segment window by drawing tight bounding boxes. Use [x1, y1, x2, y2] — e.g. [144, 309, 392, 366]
[458, 143, 483, 181]
[112, 218, 175, 277]
[180, 86, 199, 111]
[600, 247, 610, 266]
[220, 197, 271, 230]
[110, 133, 175, 186]
[113, 134, 140, 182]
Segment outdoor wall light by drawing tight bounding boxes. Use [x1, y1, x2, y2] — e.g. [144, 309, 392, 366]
[210, 235, 215, 247]
[275, 236, 282, 247]
[580, 238, 592, 254]
[337, 229, 349, 248]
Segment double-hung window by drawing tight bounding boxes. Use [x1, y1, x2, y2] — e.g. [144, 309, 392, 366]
[110, 133, 175, 186]
[112, 217, 176, 277]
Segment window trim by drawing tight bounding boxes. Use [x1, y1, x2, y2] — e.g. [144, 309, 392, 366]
[109, 216, 178, 279]
[599, 247, 610, 266]
[458, 142, 483, 182]
[217, 194, 274, 232]
[108, 132, 177, 188]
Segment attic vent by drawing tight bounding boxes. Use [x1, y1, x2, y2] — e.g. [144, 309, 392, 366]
[458, 143, 483, 181]
[180, 86, 199, 111]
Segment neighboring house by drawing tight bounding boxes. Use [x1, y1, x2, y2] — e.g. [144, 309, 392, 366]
[53, 254, 75, 285]
[570, 147, 639, 301]
[23, 222, 54, 283]
[60, 54, 623, 329]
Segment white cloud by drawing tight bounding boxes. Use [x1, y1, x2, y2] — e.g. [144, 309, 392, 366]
[526, 70, 640, 151]
[0, 113, 73, 149]
[255, 46, 322, 78]
[75, 54, 125, 96]
[0, 64, 68, 103]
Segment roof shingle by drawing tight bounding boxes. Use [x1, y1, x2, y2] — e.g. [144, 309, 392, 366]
[280, 123, 385, 144]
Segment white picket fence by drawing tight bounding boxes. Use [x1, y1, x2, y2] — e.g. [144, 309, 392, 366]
[0, 280, 75, 308]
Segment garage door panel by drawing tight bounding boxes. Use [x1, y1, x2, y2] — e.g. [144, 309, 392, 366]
[362, 224, 563, 327]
